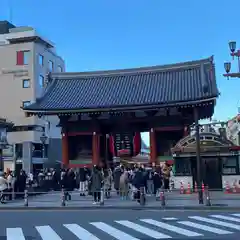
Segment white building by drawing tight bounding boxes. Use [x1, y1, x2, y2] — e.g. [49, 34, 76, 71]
[0, 21, 65, 172]
[226, 114, 240, 145]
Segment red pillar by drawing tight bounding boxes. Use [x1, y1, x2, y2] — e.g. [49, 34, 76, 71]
[92, 132, 100, 166]
[150, 128, 157, 165]
[62, 131, 69, 167]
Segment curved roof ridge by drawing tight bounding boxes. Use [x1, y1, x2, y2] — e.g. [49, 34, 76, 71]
[51, 56, 214, 79]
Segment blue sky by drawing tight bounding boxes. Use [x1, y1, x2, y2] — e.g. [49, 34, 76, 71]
[1, 0, 240, 145]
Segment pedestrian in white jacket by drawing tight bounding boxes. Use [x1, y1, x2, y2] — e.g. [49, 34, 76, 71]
[0, 172, 8, 203]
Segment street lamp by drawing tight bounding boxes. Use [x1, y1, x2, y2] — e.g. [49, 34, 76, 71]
[223, 41, 240, 78]
[40, 133, 47, 158]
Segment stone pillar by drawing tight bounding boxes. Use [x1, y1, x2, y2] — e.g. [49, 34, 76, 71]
[92, 132, 100, 166]
[150, 128, 157, 164]
[62, 131, 69, 167]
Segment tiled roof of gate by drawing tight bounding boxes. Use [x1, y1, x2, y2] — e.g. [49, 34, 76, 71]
[24, 56, 219, 113]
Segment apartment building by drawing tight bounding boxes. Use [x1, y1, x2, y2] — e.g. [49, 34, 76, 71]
[0, 21, 65, 173]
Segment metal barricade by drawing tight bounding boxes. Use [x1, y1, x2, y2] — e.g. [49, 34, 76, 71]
[24, 189, 28, 207]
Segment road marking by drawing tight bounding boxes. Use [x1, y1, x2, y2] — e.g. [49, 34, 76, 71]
[178, 221, 233, 234]
[6, 228, 25, 240]
[140, 219, 202, 237]
[232, 213, 240, 217]
[90, 222, 140, 240]
[189, 216, 240, 230]
[211, 215, 240, 223]
[64, 224, 100, 240]
[35, 225, 62, 239]
[162, 217, 178, 220]
[116, 220, 171, 239]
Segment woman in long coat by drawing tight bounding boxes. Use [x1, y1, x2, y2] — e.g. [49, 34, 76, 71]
[119, 170, 129, 199]
[90, 166, 103, 203]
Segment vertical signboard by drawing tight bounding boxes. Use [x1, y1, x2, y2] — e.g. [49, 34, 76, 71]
[22, 142, 32, 174]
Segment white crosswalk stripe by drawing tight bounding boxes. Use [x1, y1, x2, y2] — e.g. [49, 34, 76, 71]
[140, 219, 203, 237]
[232, 213, 240, 217]
[116, 220, 171, 239]
[64, 224, 100, 240]
[189, 216, 240, 230]
[90, 222, 140, 240]
[178, 221, 233, 234]
[6, 227, 25, 240]
[35, 226, 62, 239]
[211, 215, 240, 223]
[5, 213, 240, 239]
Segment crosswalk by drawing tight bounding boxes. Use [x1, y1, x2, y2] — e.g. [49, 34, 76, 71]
[5, 213, 240, 239]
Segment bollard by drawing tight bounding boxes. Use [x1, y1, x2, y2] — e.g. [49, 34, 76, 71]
[160, 190, 166, 207]
[100, 188, 104, 206]
[24, 189, 28, 207]
[61, 188, 66, 206]
[139, 187, 146, 206]
[205, 186, 211, 206]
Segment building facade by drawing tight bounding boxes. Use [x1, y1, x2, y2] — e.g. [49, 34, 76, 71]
[23, 55, 218, 187]
[0, 118, 13, 171]
[171, 127, 240, 190]
[226, 114, 240, 145]
[0, 21, 65, 172]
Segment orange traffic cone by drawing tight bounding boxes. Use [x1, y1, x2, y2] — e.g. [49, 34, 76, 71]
[180, 181, 184, 194]
[225, 181, 231, 194]
[185, 182, 191, 194]
[194, 181, 198, 193]
[201, 182, 205, 193]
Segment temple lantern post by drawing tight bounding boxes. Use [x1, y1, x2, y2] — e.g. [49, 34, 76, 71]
[62, 130, 69, 168]
[150, 128, 157, 165]
[223, 41, 240, 79]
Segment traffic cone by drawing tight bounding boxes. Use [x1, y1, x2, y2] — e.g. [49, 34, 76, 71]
[185, 182, 191, 194]
[194, 181, 198, 193]
[201, 182, 205, 193]
[180, 181, 184, 194]
[225, 181, 231, 194]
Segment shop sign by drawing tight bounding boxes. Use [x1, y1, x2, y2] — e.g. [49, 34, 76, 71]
[1, 69, 28, 77]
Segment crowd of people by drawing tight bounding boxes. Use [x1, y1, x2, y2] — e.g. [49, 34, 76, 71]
[0, 162, 173, 204]
[60, 162, 173, 204]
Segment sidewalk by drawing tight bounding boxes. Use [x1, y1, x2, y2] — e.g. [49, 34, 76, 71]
[1, 190, 240, 210]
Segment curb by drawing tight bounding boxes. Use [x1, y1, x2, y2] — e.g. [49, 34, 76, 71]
[0, 205, 240, 211]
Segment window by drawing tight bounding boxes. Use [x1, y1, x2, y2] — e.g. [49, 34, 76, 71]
[39, 75, 44, 88]
[48, 60, 53, 72]
[57, 65, 62, 72]
[174, 158, 191, 176]
[17, 50, 30, 65]
[38, 54, 44, 66]
[222, 156, 238, 175]
[22, 79, 30, 88]
[22, 101, 31, 107]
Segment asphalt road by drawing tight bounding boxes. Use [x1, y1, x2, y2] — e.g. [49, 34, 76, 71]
[1, 209, 240, 239]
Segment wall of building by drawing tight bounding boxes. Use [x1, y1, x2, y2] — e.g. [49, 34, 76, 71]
[0, 24, 65, 169]
[226, 115, 240, 145]
[0, 42, 35, 125]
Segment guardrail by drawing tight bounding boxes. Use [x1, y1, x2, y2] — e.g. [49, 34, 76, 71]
[1, 187, 240, 208]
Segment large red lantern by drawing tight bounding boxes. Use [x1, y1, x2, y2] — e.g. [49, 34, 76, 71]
[109, 132, 141, 157]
